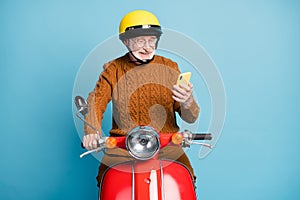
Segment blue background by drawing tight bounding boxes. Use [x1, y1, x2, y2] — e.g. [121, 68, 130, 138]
[1, 0, 299, 199]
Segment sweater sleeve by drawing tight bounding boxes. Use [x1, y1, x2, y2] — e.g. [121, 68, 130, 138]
[84, 64, 113, 136]
[174, 98, 200, 123]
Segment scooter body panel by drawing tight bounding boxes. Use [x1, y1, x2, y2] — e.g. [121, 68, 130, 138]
[161, 160, 196, 200]
[100, 160, 196, 200]
[99, 162, 133, 200]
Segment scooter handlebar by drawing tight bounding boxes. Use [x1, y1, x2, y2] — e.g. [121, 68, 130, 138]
[191, 133, 212, 140]
[80, 133, 212, 149]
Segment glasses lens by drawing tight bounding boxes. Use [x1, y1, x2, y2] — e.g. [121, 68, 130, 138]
[132, 37, 157, 48]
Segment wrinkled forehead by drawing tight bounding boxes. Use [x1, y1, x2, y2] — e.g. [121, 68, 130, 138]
[130, 35, 157, 40]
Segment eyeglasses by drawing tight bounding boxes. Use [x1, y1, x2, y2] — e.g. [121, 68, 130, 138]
[130, 37, 158, 48]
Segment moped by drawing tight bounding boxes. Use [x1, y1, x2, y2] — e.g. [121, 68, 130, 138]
[74, 96, 212, 200]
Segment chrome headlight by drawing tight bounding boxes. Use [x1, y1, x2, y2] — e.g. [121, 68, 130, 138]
[126, 126, 160, 160]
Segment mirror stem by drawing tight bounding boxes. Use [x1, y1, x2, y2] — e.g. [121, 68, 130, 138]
[76, 111, 101, 139]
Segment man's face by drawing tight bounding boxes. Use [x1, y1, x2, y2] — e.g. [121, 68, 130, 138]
[125, 36, 158, 61]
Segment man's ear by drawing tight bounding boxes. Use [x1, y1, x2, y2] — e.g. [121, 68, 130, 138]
[123, 39, 131, 51]
[123, 39, 129, 46]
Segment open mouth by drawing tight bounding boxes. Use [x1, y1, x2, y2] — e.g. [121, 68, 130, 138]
[139, 51, 151, 55]
[137, 51, 154, 59]
[131, 48, 155, 62]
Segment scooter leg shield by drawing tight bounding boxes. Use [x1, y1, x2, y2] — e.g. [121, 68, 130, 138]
[99, 160, 196, 200]
[161, 160, 196, 200]
[99, 162, 133, 200]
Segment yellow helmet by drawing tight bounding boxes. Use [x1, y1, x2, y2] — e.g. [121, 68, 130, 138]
[119, 10, 162, 41]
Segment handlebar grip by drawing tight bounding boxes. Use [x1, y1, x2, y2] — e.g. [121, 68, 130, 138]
[192, 133, 212, 140]
[81, 142, 85, 149]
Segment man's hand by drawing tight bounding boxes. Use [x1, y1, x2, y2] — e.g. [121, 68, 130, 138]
[172, 83, 194, 109]
[82, 134, 99, 150]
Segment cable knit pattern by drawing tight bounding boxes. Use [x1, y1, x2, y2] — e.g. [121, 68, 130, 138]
[84, 53, 200, 136]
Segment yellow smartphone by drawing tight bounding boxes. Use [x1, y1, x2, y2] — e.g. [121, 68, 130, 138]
[176, 72, 192, 86]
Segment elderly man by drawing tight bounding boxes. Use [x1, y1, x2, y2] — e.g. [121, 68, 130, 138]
[82, 10, 200, 188]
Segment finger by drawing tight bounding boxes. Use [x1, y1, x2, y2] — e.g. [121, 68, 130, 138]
[173, 85, 187, 96]
[179, 83, 194, 93]
[173, 86, 191, 100]
[172, 86, 192, 103]
[86, 137, 92, 150]
[172, 89, 185, 100]
[83, 135, 89, 149]
[88, 134, 97, 149]
[92, 140, 98, 149]
[172, 95, 184, 103]
[178, 83, 189, 91]
[84, 134, 95, 150]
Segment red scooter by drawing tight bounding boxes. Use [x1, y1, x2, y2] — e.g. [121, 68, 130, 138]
[74, 96, 212, 200]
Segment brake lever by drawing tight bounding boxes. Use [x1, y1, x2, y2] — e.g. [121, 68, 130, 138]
[190, 141, 213, 149]
[80, 138, 106, 158]
[80, 146, 105, 158]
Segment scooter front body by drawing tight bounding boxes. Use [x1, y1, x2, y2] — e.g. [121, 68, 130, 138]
[100, 159, 196, 200]
[74, 98, 213, 200]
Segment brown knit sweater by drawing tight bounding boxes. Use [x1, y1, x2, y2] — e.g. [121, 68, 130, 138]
[84, 53, 200, 136]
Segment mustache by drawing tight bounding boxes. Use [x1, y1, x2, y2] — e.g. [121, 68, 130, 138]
[138, 48, 154, 54]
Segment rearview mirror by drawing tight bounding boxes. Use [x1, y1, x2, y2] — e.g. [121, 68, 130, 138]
[74, 96, 88, 116]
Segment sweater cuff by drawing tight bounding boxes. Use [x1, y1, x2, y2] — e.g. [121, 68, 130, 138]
[180, 98, 200, 123]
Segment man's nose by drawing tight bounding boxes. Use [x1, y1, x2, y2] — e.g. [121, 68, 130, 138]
[144, 41, 150, 48]
[143, 41, 152, 49]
